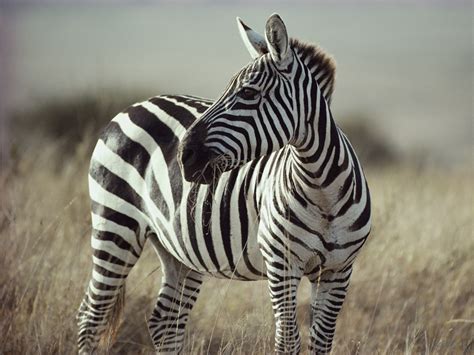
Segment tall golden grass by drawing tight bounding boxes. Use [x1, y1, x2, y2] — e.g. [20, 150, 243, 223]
[1, 131, 472, 354]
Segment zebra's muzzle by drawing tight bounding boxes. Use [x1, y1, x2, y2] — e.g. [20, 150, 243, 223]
[178, 143, 218, 184]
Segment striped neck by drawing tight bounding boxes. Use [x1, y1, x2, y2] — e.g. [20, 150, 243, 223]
[282, 96, 361, 216]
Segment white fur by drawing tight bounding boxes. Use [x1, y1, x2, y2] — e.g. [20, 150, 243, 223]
[236, 17, 267, 59]
[265, 13, 293, 69]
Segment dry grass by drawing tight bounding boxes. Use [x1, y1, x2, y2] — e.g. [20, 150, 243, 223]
[1, 138, 472, 355]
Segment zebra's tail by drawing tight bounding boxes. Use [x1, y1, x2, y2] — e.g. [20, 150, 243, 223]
[98, 284, 126, 352]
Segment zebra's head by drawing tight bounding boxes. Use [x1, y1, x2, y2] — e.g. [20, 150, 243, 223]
[179, 14, 335, 184]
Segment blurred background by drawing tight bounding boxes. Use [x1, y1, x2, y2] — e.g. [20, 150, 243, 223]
[0, 1, 472, 354]
[1, 0, 472, 166]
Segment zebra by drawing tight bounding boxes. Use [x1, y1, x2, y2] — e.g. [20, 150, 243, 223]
[77, 13, 371, 354]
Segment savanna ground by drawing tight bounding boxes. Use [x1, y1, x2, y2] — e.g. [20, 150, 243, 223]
[0, 95, 473, 354]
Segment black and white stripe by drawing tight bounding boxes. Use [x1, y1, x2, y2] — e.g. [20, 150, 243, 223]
[77, 14, 371, 355]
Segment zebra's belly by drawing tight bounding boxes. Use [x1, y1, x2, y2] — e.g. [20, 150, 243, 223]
[168, 222, 267, 281]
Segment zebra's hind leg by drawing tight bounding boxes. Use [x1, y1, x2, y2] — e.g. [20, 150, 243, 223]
[148, 235, 203, 354]
[77, 210, 146, 354]
[309, 264, 353, 354]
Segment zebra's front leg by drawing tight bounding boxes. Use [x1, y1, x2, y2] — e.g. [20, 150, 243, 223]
[264, 257, 303, 354]
[148, 238, 203, 354]
[309, 264, 353, 354]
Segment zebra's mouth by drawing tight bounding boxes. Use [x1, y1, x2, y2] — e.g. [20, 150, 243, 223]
[178, 145, 222, 185]
[186, 160, 220, 185]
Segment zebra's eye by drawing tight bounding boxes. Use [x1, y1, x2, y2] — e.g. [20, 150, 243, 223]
[238, 87, 259, 100]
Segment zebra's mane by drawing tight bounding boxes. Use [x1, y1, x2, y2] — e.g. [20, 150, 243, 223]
[290, 38, 336, 105]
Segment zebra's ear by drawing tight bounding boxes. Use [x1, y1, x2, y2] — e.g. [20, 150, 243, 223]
[236, 17, 268, 59]
[265, 14, 292, 69]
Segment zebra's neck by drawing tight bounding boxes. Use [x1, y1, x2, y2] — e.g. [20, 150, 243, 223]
[282, 100, 363, 218]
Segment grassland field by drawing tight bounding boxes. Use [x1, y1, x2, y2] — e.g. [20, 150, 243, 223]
[1, 97, 472, 354]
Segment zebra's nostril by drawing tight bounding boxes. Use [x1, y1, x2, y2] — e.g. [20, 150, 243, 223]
[181, 147, 198, 167]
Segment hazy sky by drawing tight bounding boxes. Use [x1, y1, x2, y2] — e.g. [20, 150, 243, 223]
[1, 0, 470, 4]
[0, 2, 472, 164]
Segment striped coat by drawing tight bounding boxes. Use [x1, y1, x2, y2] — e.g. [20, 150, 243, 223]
[78, 14, 371, 355]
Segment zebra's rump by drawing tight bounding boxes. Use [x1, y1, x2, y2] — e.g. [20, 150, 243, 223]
[89, 94, 209, 222]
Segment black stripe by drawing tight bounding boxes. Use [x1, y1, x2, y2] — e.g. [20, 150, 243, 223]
[186, 185, 208, 271]
[149, 169, 170, 220]
[90, 161, 144, 211]
[93, 249, 134, 267]
[90, 201, 140, 235]
[262, 102, 284, 148]
[220, 169, 238, 271]
[101, 121, 150, 178]
[255, 107, 274, 154]
[165, 95, 212, 113]
[149, 96, 196, 128]
[349, 189, 371, 232]
[125, 103, 183, 207]
[293, 63, 302, 120]
[321, 124, 344, 186]
[240, 161, 266, 277]
[201, 183, 225, 274]
[346, 143, 363, 203]
[314, 120, 339, 179]
[93, 264, 127, 280]
[94, 230, 140, 258]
